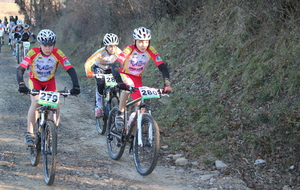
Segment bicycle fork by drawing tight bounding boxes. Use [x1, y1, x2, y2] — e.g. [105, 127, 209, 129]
[40, 110, 57, 155]
[137, 105, 152, 147]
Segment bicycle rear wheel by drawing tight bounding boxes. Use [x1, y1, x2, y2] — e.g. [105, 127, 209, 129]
[133, 115, 160, 176]
[29, 119, 41, 166]
[106, 106, 125, 160]
[42, 120, 57, 185]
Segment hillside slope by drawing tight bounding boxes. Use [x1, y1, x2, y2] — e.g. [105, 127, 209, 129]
[15, 0, 300, 189]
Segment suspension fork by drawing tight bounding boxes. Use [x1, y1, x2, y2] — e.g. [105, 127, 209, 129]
[137, 102, 152, 147]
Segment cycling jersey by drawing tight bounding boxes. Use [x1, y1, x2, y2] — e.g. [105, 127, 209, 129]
[12, 25, 23, 33]
[0, 23, 5, 29]
[116, 44, 164, 77]
[19, 47, 74, 82]
[20, 31, 35, 41]
[84, 46, 122, 73]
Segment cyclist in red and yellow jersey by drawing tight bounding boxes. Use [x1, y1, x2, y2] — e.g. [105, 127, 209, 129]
[84, 33, 122, 116]
[16, 29, 80, 146]
[112, 26, 172, 128]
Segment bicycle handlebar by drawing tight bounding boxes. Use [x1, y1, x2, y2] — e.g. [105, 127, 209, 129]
[16, 40, 36, 44]
[27, 89, 71, 96]
[126, 86, 170, 97]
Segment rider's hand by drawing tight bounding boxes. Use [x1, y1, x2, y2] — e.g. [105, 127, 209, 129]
[18, 83, 29, 93]
[86, 72, 94, 78]
[30, 40, 36, 44]
[163, 78, 172, 94]
[117, 82, 128, 90]
[70, 86, 80, 95]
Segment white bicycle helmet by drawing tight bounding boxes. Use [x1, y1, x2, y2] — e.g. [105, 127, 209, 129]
[103, 33, 119, 45]
[23, 23, 29, 29]
[37, 29, 56, 45]
[16, 19, 22, 25]
[133, 27, 151, 40]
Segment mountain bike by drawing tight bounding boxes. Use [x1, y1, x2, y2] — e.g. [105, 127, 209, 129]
[15, 40, 33, 64]
[106, 86, 169, 175]
[28, 88, 71, 185]
[93, 71, 120, 135]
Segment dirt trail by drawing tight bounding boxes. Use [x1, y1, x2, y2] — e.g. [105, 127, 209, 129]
[0, 36, 250, 190]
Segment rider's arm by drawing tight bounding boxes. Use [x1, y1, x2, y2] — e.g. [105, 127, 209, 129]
[66, 67, 80, 88]
[31, 33, 36, 40]
[158, 63, 170, 80]
[16, 66, 26, 84]
[84, 49, 103, 74]
[112, 60, 123, 83]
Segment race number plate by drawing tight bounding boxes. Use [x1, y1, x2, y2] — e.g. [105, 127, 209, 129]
[139, 87, 160, 99]
[37, 91, 60, 107]
[104, 74, 117, 86]
[23, 41, 30, 49]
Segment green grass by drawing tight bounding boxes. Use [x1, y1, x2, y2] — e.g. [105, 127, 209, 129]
[45, 1, 300, 186]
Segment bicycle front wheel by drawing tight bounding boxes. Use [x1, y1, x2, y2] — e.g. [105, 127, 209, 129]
[42, 120, 57, 185]
[106, 106, 125, 160]
[96, 95, 119, 135]
[133, 115, 160, 176]
[29, 119, 41, 166]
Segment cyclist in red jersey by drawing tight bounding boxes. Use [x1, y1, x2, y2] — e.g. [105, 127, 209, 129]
[16, 29, 81, 146]
[112, 26, 172, 128]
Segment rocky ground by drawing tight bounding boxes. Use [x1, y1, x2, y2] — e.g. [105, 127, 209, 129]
[0, 37, 250, 189]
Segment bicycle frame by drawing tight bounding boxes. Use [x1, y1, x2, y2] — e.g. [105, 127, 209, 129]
[124, 87, 166, 146]
[37, 106, 57, 127]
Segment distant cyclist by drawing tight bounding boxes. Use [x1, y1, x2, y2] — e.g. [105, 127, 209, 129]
[0, 19, 5, 44]
[18, 23, 36, 52]
[11, 19, 24, 55]
[7, 21, 15, 45]
[84, 33, 122, 116]
[112, 27, 172, 128]
[16, 29, 81, 146]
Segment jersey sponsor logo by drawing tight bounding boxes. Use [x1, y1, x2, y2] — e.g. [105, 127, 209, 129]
[36, 63, 54, 71]
[37, 70, 51, 77]
[156, 55, 162, 62]
[64, 60, 71, 66]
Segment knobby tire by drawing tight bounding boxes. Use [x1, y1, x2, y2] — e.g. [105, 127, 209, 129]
[42, 120, 57, 185]
[29, 119, 41, 166]
[133, 115, 160, 176]
[16, 45, 20, 65]
[106, 106, 125, 160]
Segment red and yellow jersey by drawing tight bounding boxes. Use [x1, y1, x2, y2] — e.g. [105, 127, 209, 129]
[117, 44, 164, 77]
[84, 47, 122, 73]
[19, 47, 73, 82]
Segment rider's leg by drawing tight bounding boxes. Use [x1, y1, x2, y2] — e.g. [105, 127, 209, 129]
[27, 95, 39, 134]
[95, 77, 105, 109]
